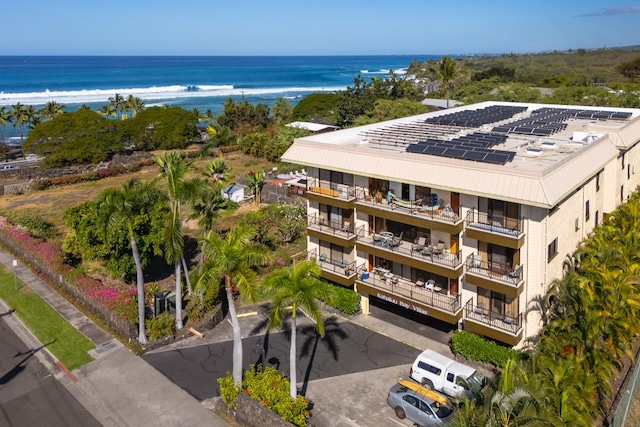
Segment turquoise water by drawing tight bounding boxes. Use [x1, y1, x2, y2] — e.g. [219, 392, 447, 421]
[0, 55, 439, 140]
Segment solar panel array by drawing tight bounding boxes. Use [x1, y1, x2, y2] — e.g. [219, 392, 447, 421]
[492, 107, 632, 136]
[406, 132, 515, 165]
[425, 105, 528, 127]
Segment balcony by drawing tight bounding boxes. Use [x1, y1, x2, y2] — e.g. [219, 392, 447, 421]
[464, 254, 524, 297]
[307, 213, 358, 246]
[462, 299, 523, 346]
[307, 178, 355, 209]
[307, 248, 356, 287]
[465, 209, 525, 249]
[354, 187, 464, 234]
[356, 265, 462, 324]
[355, 229, 463, 279]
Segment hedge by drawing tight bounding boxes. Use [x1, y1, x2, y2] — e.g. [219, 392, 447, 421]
[450, 330, 523, 368]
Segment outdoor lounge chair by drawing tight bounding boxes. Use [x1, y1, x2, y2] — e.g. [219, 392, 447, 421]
[390, 231, 404, 248]
[412, 236, 426, 252]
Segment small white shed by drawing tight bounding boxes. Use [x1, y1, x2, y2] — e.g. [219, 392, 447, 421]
[222, 184, 245, 203]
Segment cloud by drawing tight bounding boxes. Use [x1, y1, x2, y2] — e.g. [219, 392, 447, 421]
[577, 6, 640, 17]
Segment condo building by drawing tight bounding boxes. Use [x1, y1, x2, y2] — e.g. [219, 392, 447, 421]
[281, 101, 640, 347]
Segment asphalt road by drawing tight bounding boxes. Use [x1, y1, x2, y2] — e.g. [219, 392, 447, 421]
[0, 313, 100, 427]
[143, 315, 421, 401]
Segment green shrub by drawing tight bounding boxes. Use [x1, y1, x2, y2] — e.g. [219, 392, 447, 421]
[145, 311, 175, 341]
[319, 285, 361, 315]
[31, 178, 51, 191]
[15, 214, 56, 239]
[218, 365, 311, 426]
[450, 330, 523, 367]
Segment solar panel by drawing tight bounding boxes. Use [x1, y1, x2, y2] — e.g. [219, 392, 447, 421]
[442, 148, 468, 158]
[482, 152, 513, 165]
[461, 151, 488, 161]
[423, 145, 447, 156]
[406, 144, 427, 153]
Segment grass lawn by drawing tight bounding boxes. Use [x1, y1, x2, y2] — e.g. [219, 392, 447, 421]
[0, 264, 95, 370]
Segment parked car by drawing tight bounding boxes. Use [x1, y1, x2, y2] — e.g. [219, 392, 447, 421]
[387, 379, 456, 426]
[410, 349, 484, 400]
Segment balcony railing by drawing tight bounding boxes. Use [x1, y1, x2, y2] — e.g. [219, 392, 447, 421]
[307, 177, 355, 200]
[463, 298, 522, 335]
[464, 254, 523, 286]
[307, 213, 359, 238]
[355, 228, 462, 269]
[465, 209, 522, 236]
[306, 248, 357, 278]
[358, 265, 461, 313]
[354, 187, 461, 224]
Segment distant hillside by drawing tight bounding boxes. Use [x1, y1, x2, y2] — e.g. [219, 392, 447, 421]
[460, 46, 640, 85]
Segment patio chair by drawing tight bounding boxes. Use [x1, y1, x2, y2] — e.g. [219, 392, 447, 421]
[372, 233, 383, 245]
[412, 236, 426, 252]
[342, 221, 351, 234]
[390, 231, 404, 248]
[319, 253, 327, 263]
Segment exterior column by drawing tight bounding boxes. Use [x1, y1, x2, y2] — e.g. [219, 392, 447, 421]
[360, 291, 370, 316]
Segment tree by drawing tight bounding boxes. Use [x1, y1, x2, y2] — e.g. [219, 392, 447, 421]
[262, 261, 332, 398]
[271, 97, 293, 124]
[246, 171, 265, 206]
[98, 103, 117, 118]
[10, 103, 29, 144]
[96, 178, 164, 344]
[40, 101, 65, 121]
[429, 56, 469, 108]
[126, 95, 145, 118]
[154, 151, 203, 327]
[0, 106, 10, 142]
[196, 225, 271, 386]
[108, 93, 126, 120]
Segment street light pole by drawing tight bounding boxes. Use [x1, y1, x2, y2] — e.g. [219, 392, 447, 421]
[12, 259, 18, 292]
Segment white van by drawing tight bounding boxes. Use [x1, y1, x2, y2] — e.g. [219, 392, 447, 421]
[409, 349, 484, 400]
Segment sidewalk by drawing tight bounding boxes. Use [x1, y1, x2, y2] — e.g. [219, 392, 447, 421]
[0, 250, 228, 427]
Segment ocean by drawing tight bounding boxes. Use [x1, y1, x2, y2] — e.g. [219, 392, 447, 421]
[0, 55, 439, 141]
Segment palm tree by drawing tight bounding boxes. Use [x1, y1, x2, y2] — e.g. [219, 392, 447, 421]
[40, 101, 65, 121]
[98, 104, 117, 118]
[96, 178, 163, 344]
[9, 103, 29, 144]
[126, 95, 145, 118]
[262, 261, 332, 399]
[429, 56, 469, 108]
[246, 171, 265, 206]
[0, 106, 10, 143]
[25, 105, 40, 129]
[108, 93, 126, 120]
[203, 158, 230, 184]
[154, 151, 203, 327]
[196, 225, 272, 386]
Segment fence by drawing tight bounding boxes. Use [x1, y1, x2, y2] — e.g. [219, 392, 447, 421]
[609, 348, 640, 427]
[0, 230, 137, 340]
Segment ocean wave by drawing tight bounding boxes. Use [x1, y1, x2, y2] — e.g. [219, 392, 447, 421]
[0, 84, 345, 106]
[360, 68, 407, 75]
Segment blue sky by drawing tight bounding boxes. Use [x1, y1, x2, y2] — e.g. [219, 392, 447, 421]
[3, 0, 639, 55]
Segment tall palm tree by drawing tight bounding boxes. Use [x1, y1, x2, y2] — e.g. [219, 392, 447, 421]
[203, 158, 230, 184]
[190, 188, 232, 233]
[96, 178, 164, 344]
[154, 151, 203, 327]
[246, 171, 265, 206]
[262, 261, 332, 398]
[429, 56, 469, 108]
[25, 105, 40, 129]
[0, 106, 10, 143]
[196, 225, 272, 386]
[40, 101, 65, 121]
[126, 95, 145, 118]
[98, 104, 117, 118]
[10, 103, 29, 144]
[108, 93, 126, 120]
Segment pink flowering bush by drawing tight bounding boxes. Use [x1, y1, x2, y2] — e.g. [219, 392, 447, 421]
[0, 216, 139, 325]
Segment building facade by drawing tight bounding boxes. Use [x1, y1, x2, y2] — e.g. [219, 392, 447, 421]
[282, 101, 640, 347]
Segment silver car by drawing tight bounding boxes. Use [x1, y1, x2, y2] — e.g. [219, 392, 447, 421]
[387, 382, 455, 426]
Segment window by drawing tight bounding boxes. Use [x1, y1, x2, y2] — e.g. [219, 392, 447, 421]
[418, 361, 442, 375]
[585, 200, 590, 222]
[403, 395, 419, 408]
[595, 210, 599, 226]
[596, 172, 600, 192]
[621, 153, 626, 170]
[628, 164, 631, 180]
[575, 218, 580, 231]
[447, 373, 455, 382]
[621, 185, 625, 202]
[548, 238, 558, 262]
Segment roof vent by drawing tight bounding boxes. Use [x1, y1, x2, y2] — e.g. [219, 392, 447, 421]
[359, 138, 369, 144]
[527, 147, 542, 156]
[541, 141, 556, 149]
